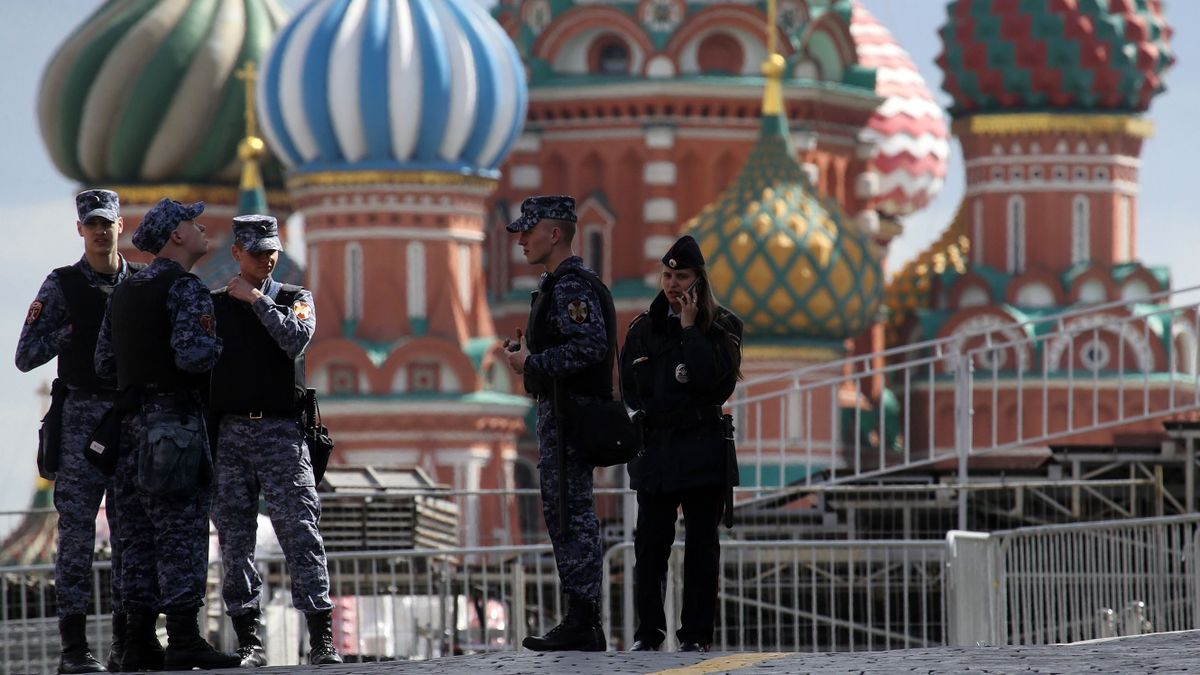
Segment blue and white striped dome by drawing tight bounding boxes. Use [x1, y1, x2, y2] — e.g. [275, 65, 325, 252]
[257, 0, 527, 177]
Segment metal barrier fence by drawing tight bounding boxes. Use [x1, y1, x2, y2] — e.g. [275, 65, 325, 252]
[946, 514, 1200, 647]
[6, 514, 1200, 671]
[728, 285, 1200, 528]
[602, 539, 948, 653]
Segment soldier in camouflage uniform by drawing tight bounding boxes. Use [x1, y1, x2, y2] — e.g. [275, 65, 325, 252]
[16, 189, 140, 673]
[505, 196, 608, 652]
[94, 198, 240, 671]
[208, 215, 340, 667]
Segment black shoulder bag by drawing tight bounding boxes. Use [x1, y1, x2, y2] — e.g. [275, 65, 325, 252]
[557, 271, 643, 467]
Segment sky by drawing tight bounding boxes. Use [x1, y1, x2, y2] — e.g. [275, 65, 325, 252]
[0, 0, 1194, 515]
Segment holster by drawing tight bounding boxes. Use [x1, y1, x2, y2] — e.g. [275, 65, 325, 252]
[302, 388, 334, 485]
[84, 389, 142, 477]
[36, 379, 68, 480]
[722, 414, 738, 529]
[137, 397, 211, 498]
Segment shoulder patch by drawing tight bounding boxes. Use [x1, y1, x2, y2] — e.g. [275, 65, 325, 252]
[293, 300, 312, 321]
[199, 314, 215, 336]
[25, 300, 43, 326]
[566, 298, 590, 324]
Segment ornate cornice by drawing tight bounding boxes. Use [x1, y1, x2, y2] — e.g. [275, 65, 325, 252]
[107, 184, 292, 209]
[954, 114, 1154, 139]
[287, 171, 498, 193]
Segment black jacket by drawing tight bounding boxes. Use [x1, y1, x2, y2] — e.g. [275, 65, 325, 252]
[621, 292, 742, 492]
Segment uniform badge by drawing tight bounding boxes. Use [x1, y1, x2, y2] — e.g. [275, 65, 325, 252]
[199, 314, 215, 336]
[25, 301, 42, 326]
[675, 363, 689, 383]
[293, 301, 312, 321]
[567, 298, 589, 324]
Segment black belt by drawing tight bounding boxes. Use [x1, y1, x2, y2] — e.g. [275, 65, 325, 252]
[642, 406, 724, 429]
[66, 388, 118, 401]
[219, 410, 296, 420]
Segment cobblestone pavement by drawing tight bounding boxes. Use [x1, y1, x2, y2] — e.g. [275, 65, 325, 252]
[160, 631, 1200, 674]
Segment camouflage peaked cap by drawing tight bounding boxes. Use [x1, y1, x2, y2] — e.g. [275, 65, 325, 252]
[75, 189, 120, 223]
[232, 215, 282, 253]
[132, 198, 205, 254]
[506, 195, 577, 233]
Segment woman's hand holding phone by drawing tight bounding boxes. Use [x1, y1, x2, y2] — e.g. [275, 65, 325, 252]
[679, 279, 700, 329]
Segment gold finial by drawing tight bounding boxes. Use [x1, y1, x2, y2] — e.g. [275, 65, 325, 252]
[761, 0, 785, 115]
[234, 60, 266, 192]
[235, 60, 259, 141]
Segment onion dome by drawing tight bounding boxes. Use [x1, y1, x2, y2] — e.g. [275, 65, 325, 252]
[0, 478, 57, 566]
[937, 0, 1174, 115]
[850, 1, 949, 217]
[258, 0, 527, 178]
[37, 0, 290, 185]
[684, 115, 883, 340]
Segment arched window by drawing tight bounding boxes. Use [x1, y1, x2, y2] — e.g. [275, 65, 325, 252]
[407, 241, 426, 323]
[1007, 196, 1026, 274]
[972, 198, 984, 266]
[697, 33, 744, 74]
[590, 36, 630, 75]
[1071, 195, 1090, 265]
[586, 227, 605, 279]
[345, 242, 363, 323]
[457, 244, 472, 312]
[1116, 196, 1133, 261]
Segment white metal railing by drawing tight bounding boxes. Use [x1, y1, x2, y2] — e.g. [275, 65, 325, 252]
[728, 286, 1200, 525]
[5, 514, 1200, 671]
[946, 514, 1200, 647]
[602, 539, 948, 653]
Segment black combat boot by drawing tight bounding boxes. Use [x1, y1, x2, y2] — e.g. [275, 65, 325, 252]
[119, 611, 164, 672]
[106, 613, 125, 672]
[306, 610, 343, 665]
[57, 614, 106, 673]
[521, 597, 606, 652]
[163, 609, 241, 671]
[230, 611, 268, 667]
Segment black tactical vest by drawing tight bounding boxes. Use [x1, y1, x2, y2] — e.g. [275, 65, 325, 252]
[524, 268, 616, 398]
[208, 285, 305, 415]
[110, 265, 195, 392]
[56, 262, 144, 390]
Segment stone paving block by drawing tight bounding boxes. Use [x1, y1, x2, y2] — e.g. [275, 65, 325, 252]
[148, 631, 1200, 675]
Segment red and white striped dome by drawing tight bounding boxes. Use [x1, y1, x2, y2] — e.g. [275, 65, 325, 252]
[850, 1, 949, 218]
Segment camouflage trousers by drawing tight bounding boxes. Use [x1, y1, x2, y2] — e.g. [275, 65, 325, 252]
[54, 394, 121, 617]
[112, 399, 211, 614]
[213, 415, 331, 616]
[536, 400, 602, 603]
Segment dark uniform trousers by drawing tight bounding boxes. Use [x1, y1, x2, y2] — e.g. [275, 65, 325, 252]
[634, 485, 726, 646]
[55, 393, 122, 617]
[112, 399, 210, 614]
[535, 398, 603, 604]
[214, 415, 331, 616]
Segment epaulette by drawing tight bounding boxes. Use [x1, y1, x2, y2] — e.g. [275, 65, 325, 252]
[628, 311, 649, 330]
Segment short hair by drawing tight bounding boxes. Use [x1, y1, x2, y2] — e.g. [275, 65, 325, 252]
[547, 218, 576, 245]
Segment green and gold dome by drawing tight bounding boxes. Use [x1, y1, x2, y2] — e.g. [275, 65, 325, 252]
[684, 90, 882, 340]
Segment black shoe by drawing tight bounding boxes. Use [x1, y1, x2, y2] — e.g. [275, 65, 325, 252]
[230, 611, 268, 667]
[629, 639, 661, 651]
[120, 611, 164, 672]
[106, 612, 125, 673]
[678, 641, 710, 652]
[57, 614, 107, 673]
[306, 610, 343, 665]
[522, 598, 606, 652]
[163, 609, 241, 670]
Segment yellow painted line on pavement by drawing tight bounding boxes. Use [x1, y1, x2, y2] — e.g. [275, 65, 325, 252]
[646, 652, 789, 674]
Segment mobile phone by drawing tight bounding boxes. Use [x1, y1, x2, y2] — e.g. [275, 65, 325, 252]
[685, 278, 701, 295]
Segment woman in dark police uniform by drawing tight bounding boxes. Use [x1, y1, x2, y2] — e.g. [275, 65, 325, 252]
[620, 235, 743, 652]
